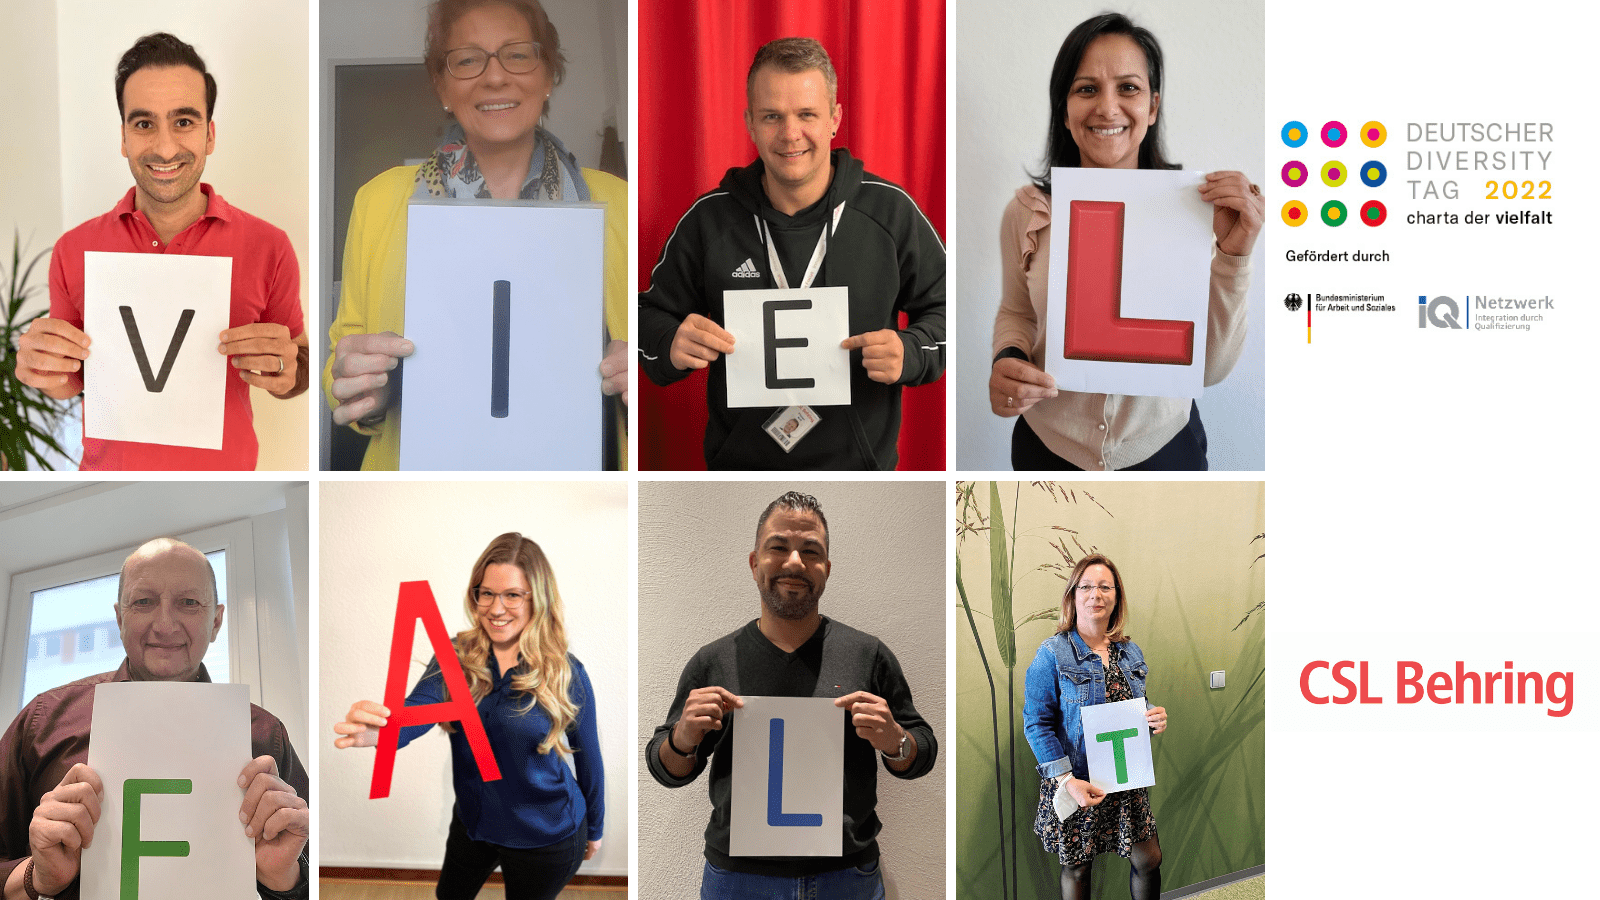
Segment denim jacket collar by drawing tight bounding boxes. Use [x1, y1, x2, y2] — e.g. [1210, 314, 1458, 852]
[1059, 630, 1146, 668]
[1064, 629, 1093, 662]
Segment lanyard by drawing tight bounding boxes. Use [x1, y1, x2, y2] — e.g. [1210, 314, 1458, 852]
[758, 202, 846, 290]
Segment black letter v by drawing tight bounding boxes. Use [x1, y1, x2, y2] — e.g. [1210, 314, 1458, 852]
[120, 305, 196, 393]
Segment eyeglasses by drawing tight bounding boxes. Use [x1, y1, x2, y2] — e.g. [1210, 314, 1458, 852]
[1073, 583, 1117, 596]
[444, 42, 543, 80]
[473, 588, 531, 608]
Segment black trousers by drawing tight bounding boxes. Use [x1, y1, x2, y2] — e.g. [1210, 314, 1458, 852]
[1011, 401, 1209, 471]
[435, 814, 587, 900]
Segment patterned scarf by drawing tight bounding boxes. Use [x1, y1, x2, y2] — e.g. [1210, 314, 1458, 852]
[414, 123, 590, 201]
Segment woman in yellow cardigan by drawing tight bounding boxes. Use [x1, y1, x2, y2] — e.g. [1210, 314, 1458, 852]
[325, 0, 627, 470]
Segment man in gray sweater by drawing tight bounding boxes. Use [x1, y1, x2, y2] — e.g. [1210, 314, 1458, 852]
[646, 490, 936, 899]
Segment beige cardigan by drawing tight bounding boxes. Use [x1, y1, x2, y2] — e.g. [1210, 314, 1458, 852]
[992, 184, 1251, 470]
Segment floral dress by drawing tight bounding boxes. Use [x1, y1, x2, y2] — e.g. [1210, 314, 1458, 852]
[1033, 642, 1158, 866]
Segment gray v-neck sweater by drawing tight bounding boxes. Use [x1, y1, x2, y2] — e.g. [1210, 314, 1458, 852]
[647, 616, 937, 876]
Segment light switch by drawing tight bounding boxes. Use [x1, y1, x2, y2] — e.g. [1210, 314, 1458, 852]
[1209, 670, 1226, 690]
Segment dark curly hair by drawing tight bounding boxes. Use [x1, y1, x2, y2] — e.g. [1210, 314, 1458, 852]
[115, 32, 216, 121]
[755, 491, 830, 553]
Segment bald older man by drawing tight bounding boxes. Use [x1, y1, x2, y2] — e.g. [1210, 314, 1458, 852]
[0, 538, 309, 900]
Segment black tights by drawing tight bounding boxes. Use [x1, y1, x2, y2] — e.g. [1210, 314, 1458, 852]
[1059, 838, 1162, 900]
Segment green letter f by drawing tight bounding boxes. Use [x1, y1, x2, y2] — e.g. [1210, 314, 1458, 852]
[121, 779, 192, 900]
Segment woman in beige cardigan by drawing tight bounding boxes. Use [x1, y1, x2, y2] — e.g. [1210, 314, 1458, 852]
[989, 13, 1263, 471]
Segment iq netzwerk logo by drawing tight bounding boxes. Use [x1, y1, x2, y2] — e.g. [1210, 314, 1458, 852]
[1426, 294, 1554, 332]
[1418, 296, 1463, 329]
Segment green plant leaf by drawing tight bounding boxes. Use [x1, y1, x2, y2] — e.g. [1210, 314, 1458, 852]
[1013, 606, 1060, 629]
[988, 481, 1015, 670]
[0, 231, 71, 470]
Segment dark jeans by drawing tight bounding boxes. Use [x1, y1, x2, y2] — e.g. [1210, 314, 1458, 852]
[1011, 401, 1209, 471]
[700, 859, 885, 900]
[435, 814, 587, 900]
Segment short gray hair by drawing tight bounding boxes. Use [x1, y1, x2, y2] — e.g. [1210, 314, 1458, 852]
[747, 37, 838, 106]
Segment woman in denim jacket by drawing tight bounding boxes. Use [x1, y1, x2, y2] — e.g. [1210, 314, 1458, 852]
[1023, 554, 1168, 900]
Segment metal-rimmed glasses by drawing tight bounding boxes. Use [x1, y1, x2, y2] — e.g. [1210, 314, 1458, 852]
[473, 588, 531, 608]
[1073, 583, 1117, 597]
[443, 41, 543, 79]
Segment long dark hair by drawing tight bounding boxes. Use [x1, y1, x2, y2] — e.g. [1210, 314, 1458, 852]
[1033, 13, 1179, 191]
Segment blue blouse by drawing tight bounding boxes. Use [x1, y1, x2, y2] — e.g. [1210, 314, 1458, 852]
[398, 651, 604, 848]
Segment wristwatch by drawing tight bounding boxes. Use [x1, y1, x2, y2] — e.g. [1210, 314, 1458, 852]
[23, 858, 55, 900]
[883, 731, 912, 763]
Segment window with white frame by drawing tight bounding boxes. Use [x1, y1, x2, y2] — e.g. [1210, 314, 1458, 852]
[21, 551, 232, 704]
[3, 522, 259, 717]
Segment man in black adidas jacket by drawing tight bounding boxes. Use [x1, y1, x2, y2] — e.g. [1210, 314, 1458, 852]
[638, 37, 946, 470]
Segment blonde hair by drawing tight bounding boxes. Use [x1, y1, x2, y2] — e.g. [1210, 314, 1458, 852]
[1057, 553, 1130, 644]
[451, 532, 579, 755]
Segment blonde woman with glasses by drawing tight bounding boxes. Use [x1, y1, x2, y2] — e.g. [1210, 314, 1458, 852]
[1022, 553, 1168, 900]
[325, 0, 629, 469]
[335, 532, 603, 900]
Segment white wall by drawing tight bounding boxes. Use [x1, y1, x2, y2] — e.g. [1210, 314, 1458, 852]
[50, 0, 311, 470]
[317, 480, 631, 876]
[638, 482, 947, 900]
[0, 0, 63, 298]
[956, 1, 1266, 470]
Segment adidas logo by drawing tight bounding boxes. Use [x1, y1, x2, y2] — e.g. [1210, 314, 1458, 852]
[731, 258, 761, 278]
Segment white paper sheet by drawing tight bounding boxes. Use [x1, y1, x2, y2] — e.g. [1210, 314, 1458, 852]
[82, 252, 231, 449]
[723, 286, 851, 408]
[1079, 697, 1156, 794]
[83, 682, 255, 900]
[1044, 168, 1213, 399]
[398, 201, 606, 470]
[729, 696, 844, 857]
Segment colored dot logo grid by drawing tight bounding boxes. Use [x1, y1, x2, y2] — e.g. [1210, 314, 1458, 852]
[1278, 119, 1387, 227]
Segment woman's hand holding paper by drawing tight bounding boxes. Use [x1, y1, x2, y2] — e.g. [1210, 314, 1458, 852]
[1200, 171, 1264, 257]
[332, 700, 391, 749]
[330, 332, 414, 425]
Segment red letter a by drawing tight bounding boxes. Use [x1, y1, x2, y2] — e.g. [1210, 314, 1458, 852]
[1063, 200, 1194, 366]
[370, 580, 502, 799]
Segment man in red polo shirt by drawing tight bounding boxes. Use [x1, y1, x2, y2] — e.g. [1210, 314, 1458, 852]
[15, 32, 308, 470]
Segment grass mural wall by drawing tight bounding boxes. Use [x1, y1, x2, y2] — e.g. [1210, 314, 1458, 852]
[955, 481, 1265, 899]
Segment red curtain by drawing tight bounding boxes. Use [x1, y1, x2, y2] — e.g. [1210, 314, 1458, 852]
[638, 0, 947, 470]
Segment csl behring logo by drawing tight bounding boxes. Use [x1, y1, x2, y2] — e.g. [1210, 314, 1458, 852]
[1418, 296, 1462, 329]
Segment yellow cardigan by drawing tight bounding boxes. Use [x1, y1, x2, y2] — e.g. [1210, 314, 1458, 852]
[324, 165, 629, 470]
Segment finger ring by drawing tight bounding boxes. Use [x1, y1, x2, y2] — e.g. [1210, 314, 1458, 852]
[276, 356, 285, 374]
[1249, 183, 1261, 196]
[1006, 396, 1014, 407]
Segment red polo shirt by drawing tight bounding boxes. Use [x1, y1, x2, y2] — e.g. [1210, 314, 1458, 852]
[49, 185, 304, 470]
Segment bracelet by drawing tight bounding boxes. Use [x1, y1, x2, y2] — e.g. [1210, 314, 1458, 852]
[23, 857, 53, 900]
[993, 346, 1030, 366]
[666, 730, 698, 758]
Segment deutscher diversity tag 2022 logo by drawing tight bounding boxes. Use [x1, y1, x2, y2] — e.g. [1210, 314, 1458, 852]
[1279, 120, 1386, 228]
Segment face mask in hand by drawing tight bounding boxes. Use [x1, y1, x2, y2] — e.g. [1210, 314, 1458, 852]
[1053, 779, 1079, 821]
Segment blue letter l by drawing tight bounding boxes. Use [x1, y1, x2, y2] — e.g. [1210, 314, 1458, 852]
[767, 718, 822, 827]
